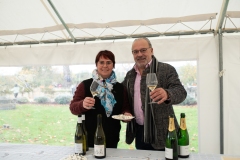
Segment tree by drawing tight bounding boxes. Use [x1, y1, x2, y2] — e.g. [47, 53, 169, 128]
[178, 63, 197, 86]
[21, 66, 56, 88]
[63, 65, 71, 87]
[0, 76, 12, 96]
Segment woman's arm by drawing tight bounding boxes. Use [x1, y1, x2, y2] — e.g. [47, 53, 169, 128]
[69, 82, 88, 115]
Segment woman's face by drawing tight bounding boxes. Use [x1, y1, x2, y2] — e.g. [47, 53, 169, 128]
[96, 56, 114, 79]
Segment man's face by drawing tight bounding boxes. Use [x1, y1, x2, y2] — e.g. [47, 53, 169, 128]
[131, 39, 153, 69]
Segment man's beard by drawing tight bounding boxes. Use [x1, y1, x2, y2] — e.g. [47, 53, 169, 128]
[136, 62, 146, 70]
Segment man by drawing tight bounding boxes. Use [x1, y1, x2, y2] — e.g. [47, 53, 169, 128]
[123, 37, 187, 150]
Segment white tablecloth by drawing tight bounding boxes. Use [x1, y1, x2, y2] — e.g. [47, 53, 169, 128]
[0, 143, 240, 160]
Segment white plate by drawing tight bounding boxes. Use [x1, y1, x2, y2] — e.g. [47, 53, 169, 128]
[112, 114, 134, 120]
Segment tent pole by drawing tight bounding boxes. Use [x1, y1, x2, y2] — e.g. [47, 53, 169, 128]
[47, 0, 76, 43]
[216, 0, 229, 154]
[215, 0, 229, 35]
[218, 28, 224, 154]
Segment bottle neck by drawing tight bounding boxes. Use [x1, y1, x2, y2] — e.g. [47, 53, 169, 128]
[97, 115, 102, 126]
[180, 118, 187, 130]
[168, 117, 175, 131]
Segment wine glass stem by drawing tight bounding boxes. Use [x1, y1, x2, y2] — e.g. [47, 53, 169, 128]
[91, 96, 96, 109]
[149, 90, 157, 104]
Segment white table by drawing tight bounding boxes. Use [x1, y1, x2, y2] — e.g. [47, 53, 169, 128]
[0, 143, 240, 160]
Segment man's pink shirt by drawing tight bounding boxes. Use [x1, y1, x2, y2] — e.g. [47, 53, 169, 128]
[133, 60, 152, 125]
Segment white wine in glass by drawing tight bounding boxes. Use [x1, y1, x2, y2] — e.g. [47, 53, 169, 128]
[146, 73, 158, 104]
[91, 91, 98, 97]
[90, 80, 99, 97]
[90, 80, 99, 109]
[148, 85, 157, 91]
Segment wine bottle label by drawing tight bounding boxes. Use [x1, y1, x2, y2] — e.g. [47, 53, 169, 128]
[165, 147, 173, 159]
[180, 118, 187, 130]
[82, 115, 85, 120]
[78, 117, 82, 123]
[178, 145, 190, 156]
[75, 143, 83, 153]
[94, 145, 105, 156]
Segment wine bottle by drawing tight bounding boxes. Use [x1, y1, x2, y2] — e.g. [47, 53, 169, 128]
[165, 114, 178, 160]
[75, 115, 86, 155]
[82, 114, 89, 151]
[178, 113, 190, 158]
[94, 114, 106, 159]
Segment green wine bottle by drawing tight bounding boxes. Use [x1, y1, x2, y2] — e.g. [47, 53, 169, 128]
[178, 113, 190, 158]
[75, 115, 86, 155]
[165, 114, 178, 160]
[94, 114, 106, 159]
[82, 114, 89, 151]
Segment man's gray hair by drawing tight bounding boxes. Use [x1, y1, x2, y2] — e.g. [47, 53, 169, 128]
[133, 37, 152, 48]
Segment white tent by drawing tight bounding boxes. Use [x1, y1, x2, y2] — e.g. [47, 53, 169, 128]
[0, 0, 240, 155]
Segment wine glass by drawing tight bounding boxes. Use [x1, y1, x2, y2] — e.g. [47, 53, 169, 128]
[90, 80, 100, 109]
[146, 73, 158, 104]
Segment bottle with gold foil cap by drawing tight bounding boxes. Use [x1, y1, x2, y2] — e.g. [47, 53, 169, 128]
[165, 114, 178, 160]
[177, 113, 190, 158]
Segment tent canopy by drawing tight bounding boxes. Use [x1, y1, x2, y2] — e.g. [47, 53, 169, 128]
[0, 0, 239, 46]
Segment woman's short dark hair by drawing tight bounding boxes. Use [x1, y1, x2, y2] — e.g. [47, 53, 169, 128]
[95, 50, 115, 67]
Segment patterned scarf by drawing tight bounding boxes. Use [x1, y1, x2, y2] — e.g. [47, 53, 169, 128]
[92, 69, 117, 117]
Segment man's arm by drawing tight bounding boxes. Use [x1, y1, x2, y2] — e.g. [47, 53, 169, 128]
[150, 63, 187, 105]
[164, 64, 187, 105]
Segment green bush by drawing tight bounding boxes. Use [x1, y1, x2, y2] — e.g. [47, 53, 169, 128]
[55, 95, 72, 104]
[17, 97, 29, 104]
[34, 96, 50, 104]
[180, 95, 197, 106]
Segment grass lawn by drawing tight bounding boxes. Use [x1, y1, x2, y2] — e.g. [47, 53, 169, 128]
[0, 104, 198, 152]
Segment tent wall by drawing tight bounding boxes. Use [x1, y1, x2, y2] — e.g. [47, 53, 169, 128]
[197, 36, 220, 154]
[1, 34, 239, 155]
[223, 33, 240, 155]
[152, 35, 220, 154]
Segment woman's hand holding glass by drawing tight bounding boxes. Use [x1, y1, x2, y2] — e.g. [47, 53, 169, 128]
[83, 97, 95, 110]
[88, 80, 100, 109]
[83, 80, 100, 110]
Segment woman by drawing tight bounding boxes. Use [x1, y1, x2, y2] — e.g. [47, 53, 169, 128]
[70, 50, 132, 148]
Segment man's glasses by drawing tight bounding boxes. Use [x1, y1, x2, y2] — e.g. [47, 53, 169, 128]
[132, 47, 151, 55]
[98, 61, 113, 66]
